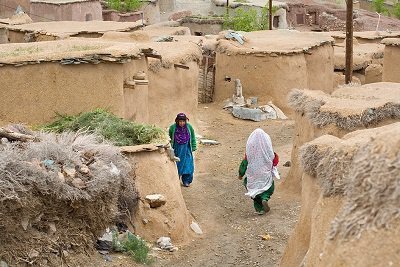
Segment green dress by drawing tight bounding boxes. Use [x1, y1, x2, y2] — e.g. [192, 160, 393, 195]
[239, 159, 275, 213]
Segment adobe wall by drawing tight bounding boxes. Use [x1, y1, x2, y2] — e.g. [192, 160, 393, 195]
[125, 148, 193, 244]
[181, 21, 223, 35]
[0, 27, 8, 43]
[141, 0, 160, 24]
[147, 61, 199, 128]
[0, 0, 30, 18]
[0, 59, 148, 125]
[383, 45, 400, 83]
[29, 1, 103, 22]
[159, 0, 175, 12]
[214, 44, 334, 114]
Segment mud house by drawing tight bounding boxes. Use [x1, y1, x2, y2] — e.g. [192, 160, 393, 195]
[214, 30, 334, 113]
[283, 82, 400, 195]
[0, 0, 102, 21]
[333, 39, 385, 84]
[382, 38, 400, 83]
[4, 20, 142, 42]
[0, 40, 151, 125]
[281, 83, 400, 266]
[286, 2, 325, 28]
[29, 0, 102, 22]
[281, 121, 400, 267]
[100, 29, 201, 128]
[0, 0, 30, 18]
[180, 16, 224, 36]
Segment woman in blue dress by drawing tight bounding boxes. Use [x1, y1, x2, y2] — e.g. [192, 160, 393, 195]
[169, 113, 197, 187]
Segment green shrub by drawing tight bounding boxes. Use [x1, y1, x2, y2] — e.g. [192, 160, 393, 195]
[372, 0, 389, 14]
[106, 0, 142, 12]
[223, 5, 278, 32]
[40, 109, 167, 146]
[112, 231, 154, 265]
[394, 3, 400, 18]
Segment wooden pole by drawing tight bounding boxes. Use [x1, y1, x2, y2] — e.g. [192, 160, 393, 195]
[345, 0, 353, 84]
[269, 0, 273, 30]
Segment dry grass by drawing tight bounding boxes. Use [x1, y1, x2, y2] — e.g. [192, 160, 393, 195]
[0, 127, 137, 265]
[299, 123, 400, 241]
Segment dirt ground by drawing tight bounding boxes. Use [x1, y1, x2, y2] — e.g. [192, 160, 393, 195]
[93, 103, 300, 266]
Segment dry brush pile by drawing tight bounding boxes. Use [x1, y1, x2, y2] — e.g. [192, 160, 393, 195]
[0, 125, 137, 265]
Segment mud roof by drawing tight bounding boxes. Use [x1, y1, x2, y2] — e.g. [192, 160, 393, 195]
[99, 32, 202, 72]
[5, 21, 142, 37]
[353, 31, 400, 40]
[30, 0, 98, 4]
[334, 43, 384, 70]
[0, 39, 142, 66]
[288, 82, 400, 130]
[229, 0, 287, 9]
[217, 30, 334, 55]
[381, 38, 400, 46]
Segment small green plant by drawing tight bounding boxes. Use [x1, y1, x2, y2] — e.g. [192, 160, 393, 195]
[393, 3, 400, 18]
[41, 109, 167, 146]
[112, 230, 154, 264]
[125, 0, 142, 12]
[224, 8, 259, 32]
[372, 0, 389, 15]
[106, 0, 142, 12]
[223, 5, 278, 32]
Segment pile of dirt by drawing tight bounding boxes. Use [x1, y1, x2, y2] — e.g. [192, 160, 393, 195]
[0, 125, 136, 266]
[281, 122, 400, 266]
[284, 82, 400, 193]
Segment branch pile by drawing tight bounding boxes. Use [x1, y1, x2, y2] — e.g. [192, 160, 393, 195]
[0, 125, 137, 266]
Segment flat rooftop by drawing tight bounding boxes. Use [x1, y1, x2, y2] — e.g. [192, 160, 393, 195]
[0, 39, 142, 66]
[217, 30, 334, 55]
[30, 0, 98, 4]
[5, 21, 142, 36]
[382, 38, 400, 46]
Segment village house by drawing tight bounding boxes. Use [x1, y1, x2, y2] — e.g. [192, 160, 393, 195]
[214, 30, 335, 113]
[0, 40, 150, 124]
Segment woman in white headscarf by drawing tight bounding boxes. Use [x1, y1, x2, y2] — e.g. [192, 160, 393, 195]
[238, 128, 279, 215]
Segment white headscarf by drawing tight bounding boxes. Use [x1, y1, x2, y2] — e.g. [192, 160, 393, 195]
[245, 128, 275, 198]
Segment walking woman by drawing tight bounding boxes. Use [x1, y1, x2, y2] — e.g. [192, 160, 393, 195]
[238, 128, 279, 215]
[169, 113, 197, 187]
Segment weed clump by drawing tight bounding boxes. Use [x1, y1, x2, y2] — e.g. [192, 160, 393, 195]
[112, 231, 154, 265]
[41, 109, 168, 146]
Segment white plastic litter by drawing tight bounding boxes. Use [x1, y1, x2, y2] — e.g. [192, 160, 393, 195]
[190, 221, 203, 235]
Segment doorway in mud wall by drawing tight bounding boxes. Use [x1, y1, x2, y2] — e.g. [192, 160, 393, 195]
[198, 53, 216, 103]
[308, 11, 317, 25]
[273, 16, 279, 28]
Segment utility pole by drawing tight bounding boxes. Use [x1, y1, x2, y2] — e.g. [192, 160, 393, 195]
[345, 0, 353, 84]
[269, 0, 273, 30]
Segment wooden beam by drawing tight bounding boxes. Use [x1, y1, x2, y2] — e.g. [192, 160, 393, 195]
[345, 0, 353, 84]
[144, 53, 162, 59]
[174, 64, 189, 70]
[0, 128, 36, 142]
[269, 0, 273, 30]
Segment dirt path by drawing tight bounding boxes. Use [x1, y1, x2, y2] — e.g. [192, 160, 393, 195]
[156, 104, 300, 266]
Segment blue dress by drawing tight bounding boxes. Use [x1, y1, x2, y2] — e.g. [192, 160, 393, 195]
[173, 141, 194, 185]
